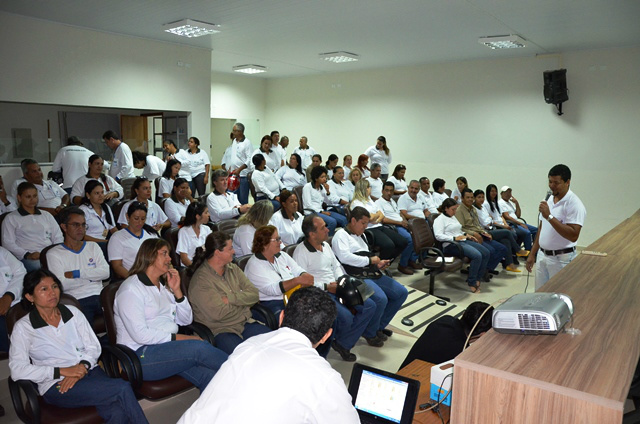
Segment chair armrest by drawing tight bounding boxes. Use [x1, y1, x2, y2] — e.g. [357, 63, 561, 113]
[8, 378, 40, 423]
[418, 246, 445, 265]
[113, 343, 144, 390]
[101, 344, 137, 385]
[251, 303, 279, 330]
[186, 323, 216, 346]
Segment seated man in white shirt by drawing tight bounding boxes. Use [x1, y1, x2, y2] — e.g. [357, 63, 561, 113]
[132, 151, 166, 180]
[418, 177, 439, 214]
[498, 186, 538, 250]
[366, 163, 384, 201]
[293, 215, 377, 361]
[22, 159, 70, 216]
[178, 286, 360, 424]
[332, 206, 408, 347]
[398, 179, 430, 221]
[0, 246, 26, 352]
[207, 169, 251, 223]
[46, 207, 110, 325]
[376, 182, 421, 275]
[431, 178, 450, 208]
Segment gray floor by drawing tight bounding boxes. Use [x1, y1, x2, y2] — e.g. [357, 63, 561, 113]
[0, 262, 547, 423]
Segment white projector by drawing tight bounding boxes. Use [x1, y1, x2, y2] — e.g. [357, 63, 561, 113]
[492, 293, 573, 335]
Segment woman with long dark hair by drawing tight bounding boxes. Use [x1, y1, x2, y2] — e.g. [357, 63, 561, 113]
[176, 202, 212, 267]
[387, 164, 408, 195]
[79, 180, 116, 246]
[116, 177, 170, 232]
[164, 178, 192, 228]
[302, 166, 347, 236]
[70, 154, 123, 205]
[325, 154, 339, 179]
[251, 135, 279, 172]
[268, 190, 304, 246]
[186, 136, 211, 197]
[364, 136, 392, 181]
[275, 153, 306, 190]
[159, 159, 182, 200]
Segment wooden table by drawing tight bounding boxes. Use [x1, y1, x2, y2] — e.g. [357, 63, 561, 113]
[398, 359, 451, 424]
[451, 209, 640, 423]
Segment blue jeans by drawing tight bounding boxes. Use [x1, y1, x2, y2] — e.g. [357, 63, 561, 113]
[78, 295, 102, 328]
[235, 176, 250, 205]
[43, 367, 148, 424]
[489, 229, 519, 265]
[135, 340, 228, 392]
[510, 223, 538, 250]
[362, 276, 408, 338]
[480, 238, 508, 271]
[397, 226, 418, 267]
[317, 212, 347, 236]
[21, 258, 41, 272]
[331, 294, 377, 350]
[256, 195, 281, 212]
[214, 322, 272, 354]
[444, 241, 489, 286]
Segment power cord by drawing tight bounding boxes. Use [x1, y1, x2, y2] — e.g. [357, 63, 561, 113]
[415, 373, 453, 417]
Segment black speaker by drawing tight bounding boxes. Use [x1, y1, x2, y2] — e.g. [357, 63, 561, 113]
[543, 69, 568, 104]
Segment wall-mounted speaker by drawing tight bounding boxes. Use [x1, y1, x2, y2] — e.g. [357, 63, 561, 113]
[543, 69, 568, 105]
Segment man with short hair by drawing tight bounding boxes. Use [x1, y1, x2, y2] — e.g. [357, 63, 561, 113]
[499, 186, 538, 250]
[132, 151, 166, 180]
[178, 287, 360, 424]
[376, 182, 421, 275]
[294, 136, 317, 171]
[366, 163, 383, 201]
[270, 130, 286, 169]
[293, 215, 377, 361]
[431, 178, 449, 208]
[226, 122, 254, 205]
[22, 159, 70, 216]
[51, 136, 94, 194]
[305, 153, 322, 182]
[418, 177, 439, 214]
[103, 130, 135, 182]
[526, 164, 586, 290]
[398, 179, 429, 220]
[45, 207, 109, 324]
[332, 206, 408, 347]
[455, 188, 509, 276]
[207, 169, 251, 223]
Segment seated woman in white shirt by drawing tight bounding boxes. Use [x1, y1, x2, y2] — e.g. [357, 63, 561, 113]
[207, 169, 251, 223]
[342, 154, 353, 180]
[232, 200, 274, 257]
[325, 154, 339, 179]
[10, 269, 148, 423]
[251, 154, 284, 211]
[450, 176, 468, 204]
[301, 166, 347, 236]
[71, 155, 123, 206]
[343, 166, 362, 202]
[326, 166, 351, 214]
[275, 153, 306, 190]
[176, 202, 212, 267]
[164, 178, 192, 228]
[114, 239, 228, 392]
[1, 182, 64, 272]
[386, 164, 408, 195]
[79, 180, 117, 257]
[117, 177, 170, 232]
[349, 179, 407, 262]
[244, 225, 313, 315]
[251, 135, 279, 172]
[108, 202, 159, 279]
[432, 198, 491, 293]
[158, 159, 182, 201]
[355, 154, 370, 178]
[269, 190, 304, 246]
[186, 136, 211, 197]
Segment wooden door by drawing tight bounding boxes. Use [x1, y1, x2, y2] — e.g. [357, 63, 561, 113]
[121, 115, 147, 153]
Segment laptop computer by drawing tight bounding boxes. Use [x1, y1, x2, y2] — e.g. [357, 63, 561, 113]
[347, 363, 421, 424]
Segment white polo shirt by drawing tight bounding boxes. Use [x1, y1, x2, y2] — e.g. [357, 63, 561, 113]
[143, 155, 166, 180]
[269, 209, 304, 246]
[46, 242, 109, 300]
[1, 208, 64, 259]
[109, 142, 135, 181]
[538, 189, 586, 250]
[186, 150, 210, 178]
[432, 191, 449, 208]
[275, 167, 306, 191]
[164, 198, 190, 228]
[52, 145, 94, 189]
[398, 192, 428, 218]
[70, 175, 123, 204]
[0, 246, 26, 306]
[293, 146, 318, 171]
[367, 176, 383, 199]
[173, 149, 193, 181]
[350, 199, 382, 229]
[244, 252, 306, 302]
[387, 176, 408, 193]
[232, 224, 256, 257]
[228, 139, 254, 178]
[363, 146, 392, 175]
[117, 199, 168, 227]
[176, 225, 213, 266]
[498, 198, 518, 220]
[34, 180, 67, 209]
[328, 179, 352, 203]
[207, 191, 241, 223]
[107, 228, 158, 271]
[293, 241, 344, 288]
[79, 204, 116, 241]
[331, 228, 370, 268]
[375, 197, 403, 222]
[418, 190, 439, 214]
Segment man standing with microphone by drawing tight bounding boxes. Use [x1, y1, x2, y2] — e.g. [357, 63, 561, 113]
[526, 164, 586, 290]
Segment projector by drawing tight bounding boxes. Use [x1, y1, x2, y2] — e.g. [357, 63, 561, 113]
[492, 293, 573, 335]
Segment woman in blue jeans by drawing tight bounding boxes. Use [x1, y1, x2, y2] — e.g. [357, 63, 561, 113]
[433, 198, 490, 293]
[301, 166, 347, 235]
[114, 239, 228, 392]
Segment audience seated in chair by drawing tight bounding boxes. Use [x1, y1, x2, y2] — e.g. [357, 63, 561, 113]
[207, 169, 251, 224]
[0, 246, 26, 353]
[498, 185, 538, 250]
[71, 155, 123, 206]
[418, 177, 439, 215]
[163, 178, 192, 228]
[176, 202, 212, 267]
[116, 177, 170, 232]
[398, 179, 431, 221]
[21, 159, 70, 216]
[302, 165, 347, 236]
[268, 190, 304, 246]
[232, 200, 274, 257]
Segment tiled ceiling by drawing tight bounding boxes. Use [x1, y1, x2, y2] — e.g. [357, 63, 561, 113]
[2, 0, 639, 78]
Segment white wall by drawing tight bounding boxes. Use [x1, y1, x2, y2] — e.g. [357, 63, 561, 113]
[262, 47, 640, 246]
[0, 12, 212, 163]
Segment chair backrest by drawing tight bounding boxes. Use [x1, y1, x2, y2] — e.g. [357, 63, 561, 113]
[426, 213, 439, 229]
[201, 193, 210, 207]
[120, 178, 137, 200]
[100, 281, 123, 345]
[235, 254, 252, 272]
[162, 227, 181, 268]
[205, 222, 218, 233]
[218, 219, 238, 238]
[444, 188, 452, 198]
[111, 199, 129, 227]
[293, 186, 304, 214]
[179, 268, 192, 297]
[40, 243, 61, 270]
[6, 294, 81, 336]
[154, 178, 160, 202]
[407, 218, 436, 255]
[283, 243, 299, 257]
[247, 171, 257, 201]
[0, 211, 10, 245]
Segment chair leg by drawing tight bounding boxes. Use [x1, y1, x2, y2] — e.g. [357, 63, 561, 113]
[429, 271, 450, 302]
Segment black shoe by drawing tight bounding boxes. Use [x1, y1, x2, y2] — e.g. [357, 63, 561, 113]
[331, 340, 357, 361]
[490, 270, 499, 275]
[376, 330, 388, 341]
[364, 335, 384, 347]
[380, 329, 393, 338]
[483, 272, 492, 282]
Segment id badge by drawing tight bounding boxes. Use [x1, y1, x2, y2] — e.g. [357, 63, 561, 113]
[102, 229, 108, 238]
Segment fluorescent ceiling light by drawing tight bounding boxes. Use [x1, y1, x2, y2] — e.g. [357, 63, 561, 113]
[233, 65, 267, 74]
[319, 51, 359, 63]
[163, 19, 221, 38]
[478, 35, 526, 49]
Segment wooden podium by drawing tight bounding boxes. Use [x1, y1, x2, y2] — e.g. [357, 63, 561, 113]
[451, 210, 640, 423]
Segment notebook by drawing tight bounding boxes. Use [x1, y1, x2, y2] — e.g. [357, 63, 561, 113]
[348, 363, 421, 424]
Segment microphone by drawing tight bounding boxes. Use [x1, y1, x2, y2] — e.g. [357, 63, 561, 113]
[544, 190, 552, 201]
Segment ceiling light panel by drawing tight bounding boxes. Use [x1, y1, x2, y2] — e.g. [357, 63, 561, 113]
[319, 51, 360, 63]
[478, 35, 526, 49]
[163, 19, 221, 38]
[233, 65, 268, 74]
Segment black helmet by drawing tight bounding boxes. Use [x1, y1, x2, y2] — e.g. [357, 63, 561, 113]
[335, 275, 375, 308]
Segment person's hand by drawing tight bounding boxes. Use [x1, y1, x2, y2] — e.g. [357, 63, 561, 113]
[239, 204, 251, 214]
[58, 376, 80, 393]
[483, 232, 492, 240]
[327, 282, 338, 294]
[401, 220, 408, 229]
[370, 256, 381, 265]
[64, 271, 75, 279]
[0, 294, 13, 316]
[221, 295, 229, 305]
[153, 223, 163, 232]
[165, 268, 182, 297]
[454, 235, 467, 241]
[377, 259, 391, 270]
[538, 201, 550, 219]
[203, 174, 209, 185]
[27, 252, 40, 260]
[60, 364, 88, 379]
[321, 211, 331, 216]
[511, 196, 519, 204]
[105, 192, 118, 200]
[297, 273, 314, 287]
[525, 255, 535, 272]
[519, 223, 528, 229]
[274, 196, 280, 202]
[176, 334, 202, 341]
[323, 182, 330, 191]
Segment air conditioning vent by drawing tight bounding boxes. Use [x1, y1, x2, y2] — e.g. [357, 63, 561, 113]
[517, 313, 551, 330]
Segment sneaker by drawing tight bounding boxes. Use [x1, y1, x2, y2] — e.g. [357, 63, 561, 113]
[364, 335, 385, 347]
[331, 340, 357, 361]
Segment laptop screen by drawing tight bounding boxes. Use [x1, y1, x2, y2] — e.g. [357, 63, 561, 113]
[354, 370, 408, 422]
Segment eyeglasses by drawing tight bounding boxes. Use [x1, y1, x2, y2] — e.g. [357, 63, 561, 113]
[67, 223, 88, 229]
[270, 237, 282, 242]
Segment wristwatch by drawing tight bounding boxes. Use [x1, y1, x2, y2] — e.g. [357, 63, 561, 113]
[546, 214, 554, 222]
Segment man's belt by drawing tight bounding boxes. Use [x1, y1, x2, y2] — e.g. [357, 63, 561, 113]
[541, 247, 576, 256]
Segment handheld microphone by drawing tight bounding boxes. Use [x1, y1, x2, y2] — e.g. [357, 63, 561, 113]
[545, 190, 552, 201]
